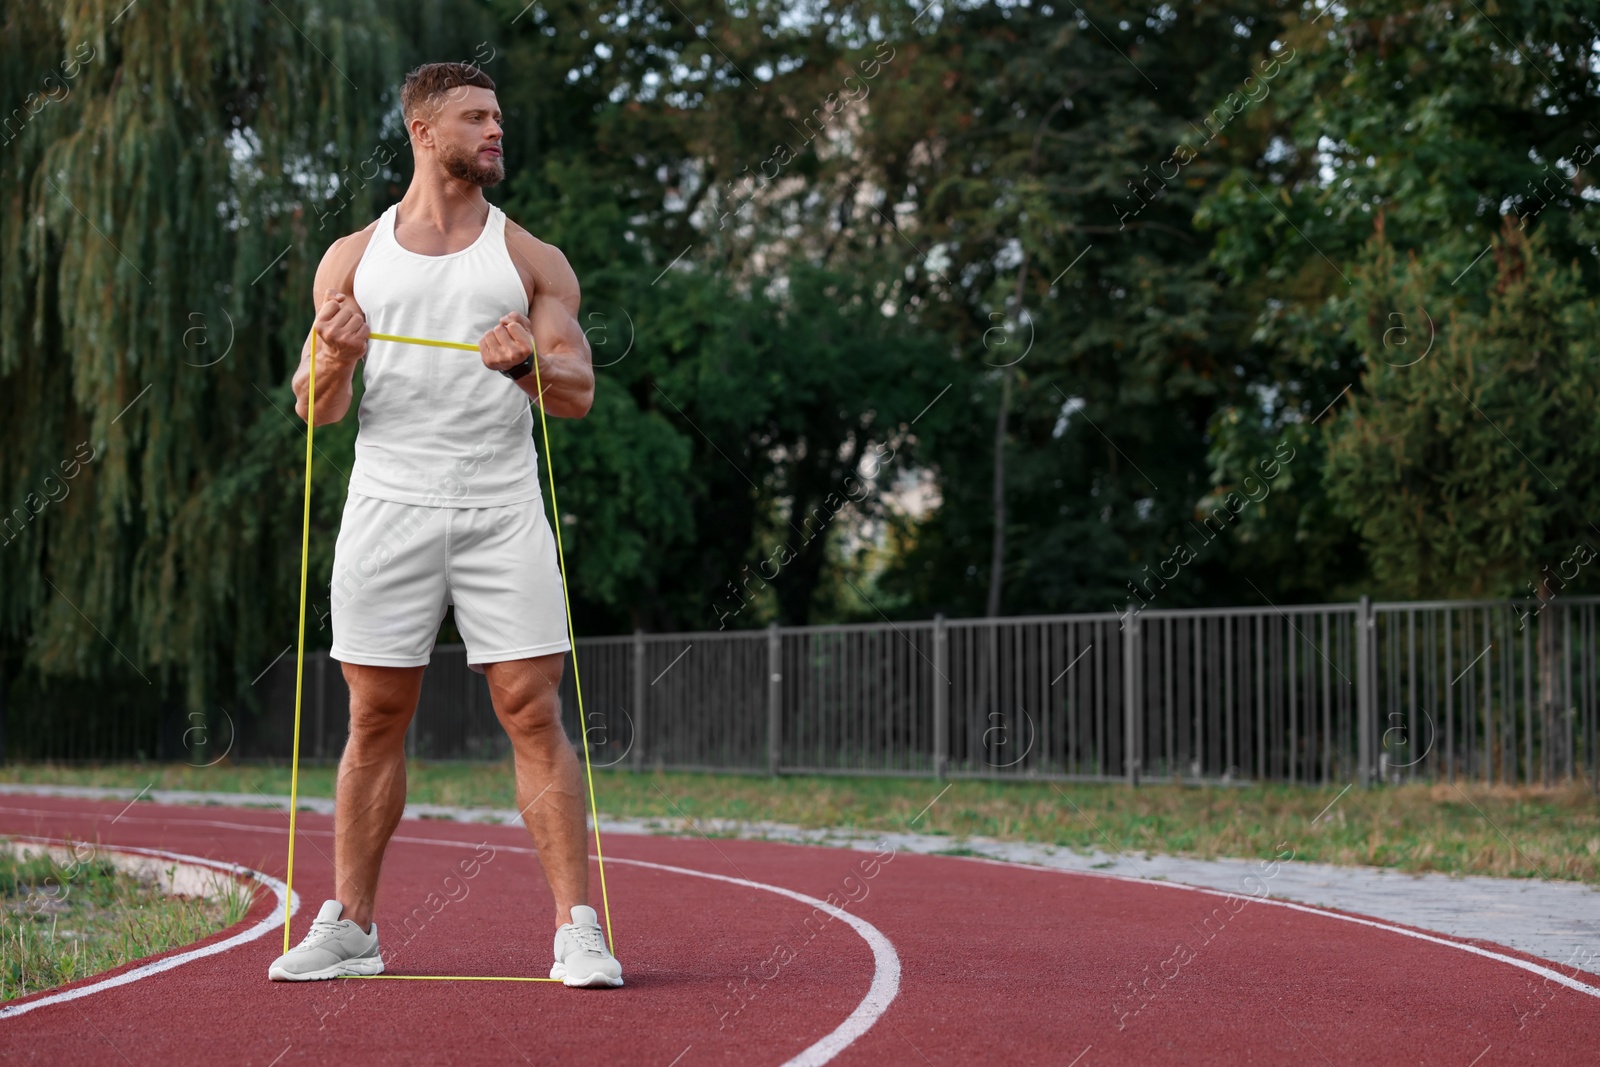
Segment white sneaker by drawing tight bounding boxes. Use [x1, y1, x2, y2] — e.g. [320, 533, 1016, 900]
[268, 900, 384, 981]
[551, 905, 623, 988]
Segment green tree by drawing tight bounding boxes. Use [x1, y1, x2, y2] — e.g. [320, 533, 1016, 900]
[861, 0, 1287, 617]
[0, 0, 429, 717]
[1195, 0, 1600, 602]
[1326, 222, 1600, 598]
[499, 0, 955, 631]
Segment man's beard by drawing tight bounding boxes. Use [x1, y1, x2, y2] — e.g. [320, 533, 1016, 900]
[439, 141, 505, 187]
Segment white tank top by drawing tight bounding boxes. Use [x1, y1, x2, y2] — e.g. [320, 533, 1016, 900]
[347, 201, 540, 508]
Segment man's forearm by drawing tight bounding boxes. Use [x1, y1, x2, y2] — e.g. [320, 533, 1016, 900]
[515, 348, 594, 418]
[293, 349, 360, 425]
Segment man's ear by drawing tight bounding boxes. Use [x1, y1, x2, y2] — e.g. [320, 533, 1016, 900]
[408, 116, 432, 150]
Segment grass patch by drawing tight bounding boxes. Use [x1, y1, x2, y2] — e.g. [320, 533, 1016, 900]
[4, 761, 1599, 883]
[1, 841, 255, 1002]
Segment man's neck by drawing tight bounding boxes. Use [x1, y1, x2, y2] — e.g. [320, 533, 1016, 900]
[396, 174, 490, 236]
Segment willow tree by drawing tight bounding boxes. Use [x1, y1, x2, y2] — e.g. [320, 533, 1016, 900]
[0, 0, 501, 727]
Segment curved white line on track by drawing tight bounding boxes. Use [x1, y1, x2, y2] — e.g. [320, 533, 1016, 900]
[9, 801, 1596, 1050]
[0, 835, 300, 1021]
[604, 854, 901, 1067]
[370, 832, 902, 1067]
[0, 813, 900, 1066]
[959, 852, 1600, 1000]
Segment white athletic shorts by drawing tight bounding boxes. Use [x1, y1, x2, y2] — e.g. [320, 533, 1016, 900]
[328, 492, 571, 673]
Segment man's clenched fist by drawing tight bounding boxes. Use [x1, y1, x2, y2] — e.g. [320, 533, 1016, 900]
[478, 311, 536, 374]
[314, 291, 368, 364]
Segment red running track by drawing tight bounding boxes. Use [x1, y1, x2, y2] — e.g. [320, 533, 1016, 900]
[0, 795, 1596, 1066]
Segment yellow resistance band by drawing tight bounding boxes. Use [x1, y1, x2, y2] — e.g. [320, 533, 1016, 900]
[283, 328, 616, 976]
[339, 975, 563, 982]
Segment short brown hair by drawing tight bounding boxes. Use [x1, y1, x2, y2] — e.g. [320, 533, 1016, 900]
[401, 62, 496, 127]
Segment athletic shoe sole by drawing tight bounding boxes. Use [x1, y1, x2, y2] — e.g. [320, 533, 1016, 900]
[549, 963, 624, 988]
[269, 956, 385, 982]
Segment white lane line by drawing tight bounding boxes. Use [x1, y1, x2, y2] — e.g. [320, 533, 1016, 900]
[377, 830, 902, 1067]
[0, 812, 901, 1067]
[954, 853, 1600, 1000]
[607, 854, 901, 1067]
[0, 805, 301, 834]
[12, 800, 1592, 1057]
[0, 837, 298, 1019]
[9, 799, 1595, 1005]
[2, 799, 1594, 996]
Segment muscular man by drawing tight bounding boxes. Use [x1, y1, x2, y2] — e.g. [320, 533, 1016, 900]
[267, 62, 620, 988]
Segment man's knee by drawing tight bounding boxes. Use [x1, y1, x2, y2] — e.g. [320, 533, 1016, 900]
[347, 702, 415, 742]
[485, 657, 565, 735]
[341, 663, 423, 739]
[496, 691, 564, 741]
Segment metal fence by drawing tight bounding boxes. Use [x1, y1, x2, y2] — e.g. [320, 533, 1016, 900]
[239, 595, 1600, 787]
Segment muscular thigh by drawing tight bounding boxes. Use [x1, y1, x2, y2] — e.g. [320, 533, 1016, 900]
[342, 662, 426, 732]
[483, 653, 566, 729]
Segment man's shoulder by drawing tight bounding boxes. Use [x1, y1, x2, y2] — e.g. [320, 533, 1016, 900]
[328, 218, 382, 260]
[502, 216, 576, 292]
[502, 216, 558, 259]
[315, 219, 383, 290]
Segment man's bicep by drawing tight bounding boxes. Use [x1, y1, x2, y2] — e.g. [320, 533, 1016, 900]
[530, 251, 588, 360]
[537, 245, 582, 316]
[296, 240, 350, 378]
[312, 241, 338, 312]
[312, 225, 375, 314]
[530, 296, 588, 363]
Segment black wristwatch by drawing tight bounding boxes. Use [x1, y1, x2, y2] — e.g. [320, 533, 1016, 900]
[500, 354, 535, 381]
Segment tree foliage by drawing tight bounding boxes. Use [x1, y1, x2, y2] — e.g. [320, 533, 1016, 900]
[1196, 0, 1600, 604]
[4, 0, 1598, 740]
[1326, 222, 1600, 598]
[1, 0, 428, 711]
